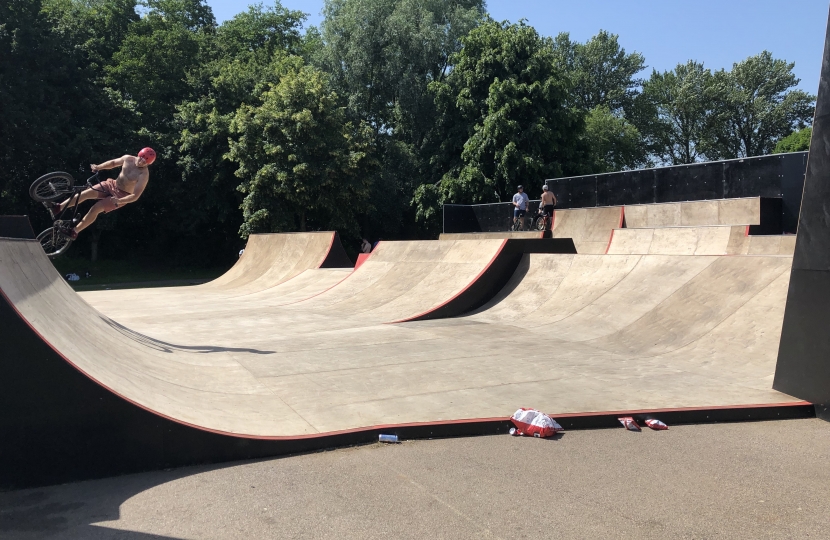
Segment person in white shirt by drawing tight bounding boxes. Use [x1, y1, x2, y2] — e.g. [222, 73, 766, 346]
[512, 185, 530, 228]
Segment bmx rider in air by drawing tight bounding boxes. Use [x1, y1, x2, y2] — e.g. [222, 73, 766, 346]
[46, 147, 156, 239]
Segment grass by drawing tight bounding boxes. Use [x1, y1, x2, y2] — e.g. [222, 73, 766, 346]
[51, 255, 229, 291]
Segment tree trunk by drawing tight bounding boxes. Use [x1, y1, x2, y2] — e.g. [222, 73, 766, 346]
[300, 209, 306, 232]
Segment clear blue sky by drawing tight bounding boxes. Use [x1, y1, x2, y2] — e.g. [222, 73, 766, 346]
[206, 0, 828, 94]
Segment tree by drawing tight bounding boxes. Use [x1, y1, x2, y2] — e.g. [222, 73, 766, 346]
[415, 19, 586, 225]
[704, 51, 815, 159]
[175, 3, 308, 255]
[106, 0, 215, 133]
[0, 0, 134, 225]
[774, 127, 811, 153]
[551, 30, 645, 113]
[584, 105, 647, 172]
[228, 57, 374, 237]
[550, 30, 646, 173]
[317, 0, 485, 238]
[635, 61, 713, 165]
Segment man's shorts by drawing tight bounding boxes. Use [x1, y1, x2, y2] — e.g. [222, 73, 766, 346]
[96, 179, 131, 212]
[543, 204, 555, 216]
[513, 208, 526, 218]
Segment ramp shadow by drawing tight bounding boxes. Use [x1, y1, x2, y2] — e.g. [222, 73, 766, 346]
[100, 316, 274, 355]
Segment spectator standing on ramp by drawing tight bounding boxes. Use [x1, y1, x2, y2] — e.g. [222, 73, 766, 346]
[540, 185, 557, 229]
[512, 185, 529, 228]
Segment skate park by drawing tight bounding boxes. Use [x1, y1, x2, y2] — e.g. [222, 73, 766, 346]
[1, 142, 826, 489]
[4, 2, 830, 537]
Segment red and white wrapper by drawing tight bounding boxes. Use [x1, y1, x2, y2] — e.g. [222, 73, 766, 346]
[618, 417, 641, 431]
[645, 419, 668, 430]
[510, 408, 564, 438]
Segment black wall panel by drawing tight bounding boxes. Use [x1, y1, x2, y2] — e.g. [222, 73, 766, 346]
[597, 170, 654, 207]
[774, 6, 830, 417]
[539, 152, 807, 234]
[443, 205, 480, 233]
[654, 162, 722, 202]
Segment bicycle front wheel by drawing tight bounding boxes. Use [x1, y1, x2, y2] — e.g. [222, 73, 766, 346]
[37, 227, 73, 259]
[30, 172, 75, 202]
[534, 216, 547, 231]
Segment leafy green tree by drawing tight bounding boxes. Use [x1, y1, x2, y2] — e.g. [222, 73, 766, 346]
[175, 3, 307, 253]
[415, 19, 586, 227]
[317, 0, 484, 238]
[44, 0, 139, 75]
[551, 30, 645, 113]
[549, 30, 646, 173]
[635, 61, 713, 165]
[774, 127, 811, 153]
[106, 0, 215, 133]
[0, 0, 134, 226]
[704, 51, 815, 159]
[228, 57, 374, 237]
[584, 105, 647, 172]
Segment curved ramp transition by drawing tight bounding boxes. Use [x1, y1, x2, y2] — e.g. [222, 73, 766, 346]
[0, 235, 804, 489]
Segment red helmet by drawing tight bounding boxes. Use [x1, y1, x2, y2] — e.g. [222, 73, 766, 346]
[137, 147, 156, 165]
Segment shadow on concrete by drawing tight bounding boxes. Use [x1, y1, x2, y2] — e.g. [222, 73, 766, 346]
[101, 316, 275, 355]
[0, 462, 239, 539]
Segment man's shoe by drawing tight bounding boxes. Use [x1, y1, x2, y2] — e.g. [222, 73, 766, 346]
[59, 227, 78, 240]
[42, 202, 61, 219]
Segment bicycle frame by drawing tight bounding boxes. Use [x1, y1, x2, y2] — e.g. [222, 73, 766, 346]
[52, 172, 104, 226]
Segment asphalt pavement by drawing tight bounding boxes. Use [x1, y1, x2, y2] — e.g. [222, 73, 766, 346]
[2, 418, 829, 539]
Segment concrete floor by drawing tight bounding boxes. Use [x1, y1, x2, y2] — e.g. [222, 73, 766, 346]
[2, 418, 828, 539]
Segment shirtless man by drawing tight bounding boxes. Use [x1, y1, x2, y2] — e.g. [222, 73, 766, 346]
[48, 147, 156, 239]
[540, 184, 557, 226]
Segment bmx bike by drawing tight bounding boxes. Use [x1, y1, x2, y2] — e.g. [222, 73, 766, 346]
[509, 206, 552, 232]
[29, 171, 105, 258]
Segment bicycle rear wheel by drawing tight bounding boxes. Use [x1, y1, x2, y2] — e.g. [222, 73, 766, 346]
[37, 226, 73, 259]
[534, 216, 547, 231]
[30, 172, 75, 202]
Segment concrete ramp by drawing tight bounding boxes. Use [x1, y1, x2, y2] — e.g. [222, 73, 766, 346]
[607, 226, 795, 255]
[439, 231, 547, 240]
[623, 197, 763, 228]
[296, 238, 576, 322]
[0, 235, 804, 489]
[551, 206, 623, 253]
[204, 232, 352, 294]
[79, 231, 356, 317]
[470, 252, 792, 355]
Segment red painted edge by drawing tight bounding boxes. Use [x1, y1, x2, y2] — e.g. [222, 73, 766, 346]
[354, 253, 371, 270]
[546, 401, 811, 419]
[315, 231, 337, 269]
[0, 283, 811, 441]
[388, 239, 509, 323]
[602, 207, 624, 255]
[284, 242, 381, 306]
[745, 225, 750, 237]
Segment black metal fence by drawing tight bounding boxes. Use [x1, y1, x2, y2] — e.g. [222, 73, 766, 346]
[544, 152, 807, 234]
[443, 200, 542, 233]
[443, 152, 807, 234]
